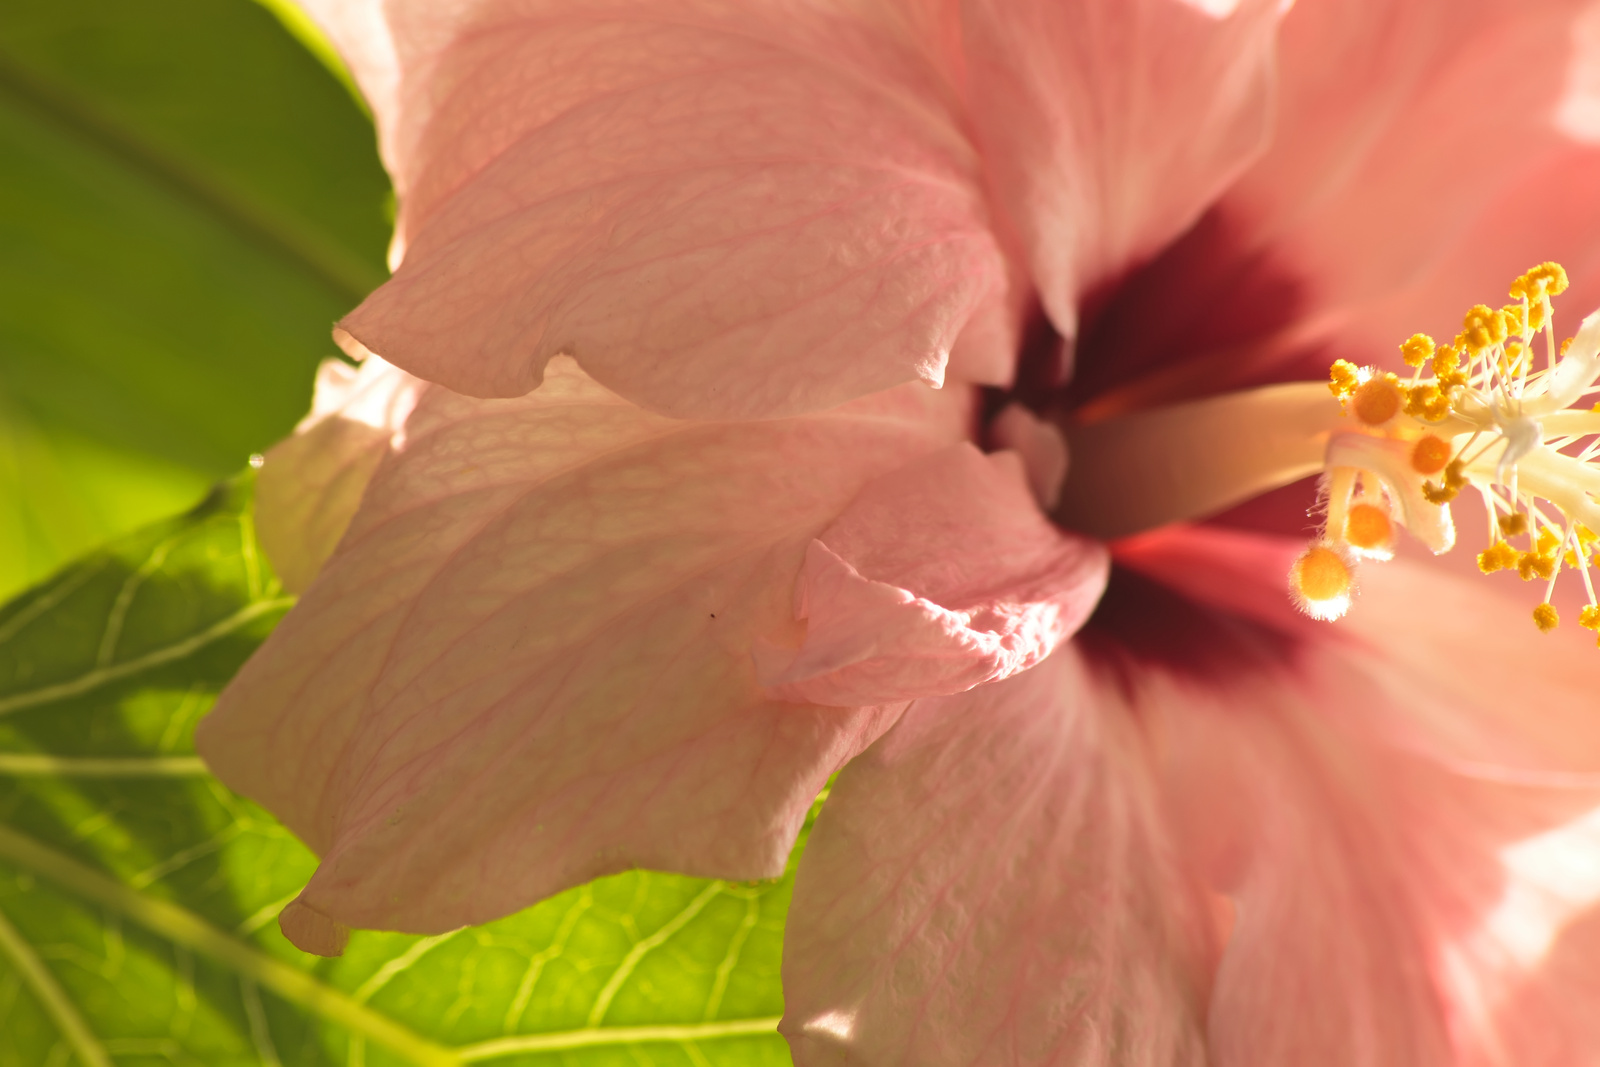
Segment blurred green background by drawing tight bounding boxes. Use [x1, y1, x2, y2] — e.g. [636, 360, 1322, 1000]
[0, 0, 391, 600]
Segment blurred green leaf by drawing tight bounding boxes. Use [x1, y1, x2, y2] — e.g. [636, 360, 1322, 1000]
[0, 477, 796, 1066]
[0, 0, 392, 600]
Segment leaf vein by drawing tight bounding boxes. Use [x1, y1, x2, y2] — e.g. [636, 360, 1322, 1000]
[0, 899, 112, 1067]
[0, 824, 456, 1067]
[0, 598, 293, 717]
[587, 882, 724, 1028]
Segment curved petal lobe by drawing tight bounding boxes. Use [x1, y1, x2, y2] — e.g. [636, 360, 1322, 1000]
[758, 444, 1108, 706]
[320, 0, 1010, 418]
[198, 358, 971, 946]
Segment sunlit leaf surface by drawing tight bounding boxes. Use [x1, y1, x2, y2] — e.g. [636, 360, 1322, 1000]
[0, 0, 391, 598]
[0, 480, 795, 1066]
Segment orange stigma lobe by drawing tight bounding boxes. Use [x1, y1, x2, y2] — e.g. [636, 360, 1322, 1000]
[1290, 544, 1354, 620]
[1345, 503, 1394, 553]
[1411, 435, 1451, 475]
[1351, 375, 1403, 425]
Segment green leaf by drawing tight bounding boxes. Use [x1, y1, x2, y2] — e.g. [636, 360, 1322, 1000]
[0, 479, 797, 1066]
[0, 0, 392, 600]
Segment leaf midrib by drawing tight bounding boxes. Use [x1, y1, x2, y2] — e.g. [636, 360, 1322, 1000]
[0, 824, 787, 1064]
[0, 48, 383, 304]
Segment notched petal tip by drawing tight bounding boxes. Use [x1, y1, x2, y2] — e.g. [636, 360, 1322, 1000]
[279, 896, 350, 957]
[323, 1, 1011, 419]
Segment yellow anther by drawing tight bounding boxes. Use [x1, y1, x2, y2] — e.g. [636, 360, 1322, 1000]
[1311, 260, 1598, 640]
[1411, 435, 1452, 475]
[1462, 304, 1509, 351]
[1478, 540, 1520, 573]
[1345, 503, 1394, 553]
[1510, 262, 1569, 301]
[1422, 458, 1467, 504]
[1399, 333, 1435, 368]
[1328, 359, 1361, 402]
[1502, 303, 1528, 335]
[1405, 383, 1452, 422]
[1517, 551, 1558, 582]
[1431, 344, 1468, 388]
[1353, 373, 1404, 425]
[1289, 543, 1354, 621]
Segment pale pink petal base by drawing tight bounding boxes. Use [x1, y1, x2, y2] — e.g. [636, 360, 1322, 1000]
[782, 648, 1213, 1066]
[759, 445, 1107, 706]
[198, 359, 971, 947]
[255, 356, 420, 593]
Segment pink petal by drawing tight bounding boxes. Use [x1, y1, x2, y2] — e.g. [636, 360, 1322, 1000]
[197, 358, 972, 946]
[781, 647, 1213, 1066]
[303, 0, 1012, 418]
[757, 444, 1107, 706]
[1235, 0, 1591, 304]
[962, 0, 1281, 334]
[1116, 526, 1600, 1063]
[255, 356, 421, 593]
[1067, 0, 1600, 411]
[1231, 0, 1600, 376]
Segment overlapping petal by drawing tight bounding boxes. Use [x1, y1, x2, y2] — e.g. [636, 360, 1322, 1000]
[781, 648, 1212, 1066]
[255, 355, 421, 593]
[758, 444, 1107, 705]
[299, 0, 1011, 417]
[293, 0, 1286, 417]
[962, 0, 1280, 335]
[198, 358, 971, 948]
[1237, 0, 1598, 311]
[1069, 0, 1600, 410]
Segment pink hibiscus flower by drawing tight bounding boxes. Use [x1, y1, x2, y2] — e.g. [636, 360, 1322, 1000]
[198, 0, 1600, 1060]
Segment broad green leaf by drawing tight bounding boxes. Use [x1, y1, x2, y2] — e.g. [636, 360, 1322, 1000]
[0, 479, 797, 1066]
[0, 0, 391, 600]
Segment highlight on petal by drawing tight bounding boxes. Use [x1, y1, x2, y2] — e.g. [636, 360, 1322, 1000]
[317, 0, 1012, 419]
[782, 648, 1212, 1066]
[757, 444, 1108, 707]
[1114, 525, 1600, 1063]
[1555, 0, 1600, 143]
[198, 357, 972, 946]
[256, 355, 421, 593]
[961, 0, 1281, 332]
